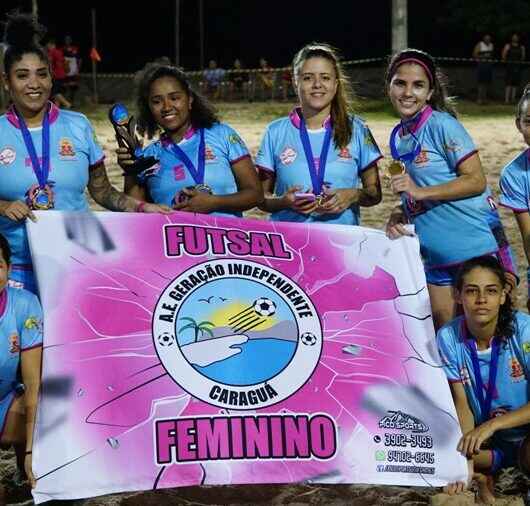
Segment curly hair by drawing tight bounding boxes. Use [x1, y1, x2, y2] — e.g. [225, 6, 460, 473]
[385, 48, 457, 118]
[3, 10, 48, 76]
[292, 42, 355, 150]
[0, 234, 11, 265]
[455, 256, 515, 342]
[135, 63, 219, 139]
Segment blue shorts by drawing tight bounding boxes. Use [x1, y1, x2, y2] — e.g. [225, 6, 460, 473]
[425, 247, 519, 287]
[490, 436, 523, 472]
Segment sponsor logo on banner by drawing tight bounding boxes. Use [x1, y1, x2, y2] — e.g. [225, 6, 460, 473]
[378, 411, 429, 433]
[280, 146, 297, 165]
[0, 146, 16, 165]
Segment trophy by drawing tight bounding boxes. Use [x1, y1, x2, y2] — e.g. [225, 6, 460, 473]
[108, 103, 158, 177]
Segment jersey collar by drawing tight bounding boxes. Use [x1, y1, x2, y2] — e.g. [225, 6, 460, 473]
[401, 105, 432, 136]
[6, 101, 60, 129]
[161, 124, 196, 147]
[289, 107, 332, 130]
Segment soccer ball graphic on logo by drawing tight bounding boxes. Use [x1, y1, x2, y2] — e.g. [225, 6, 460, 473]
[300, 332, 317, 346]
[158, 332, 175, 347]
[253, 298, 277, 317]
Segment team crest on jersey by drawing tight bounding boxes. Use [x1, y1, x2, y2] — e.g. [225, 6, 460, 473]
[413, 150, 429, 166]
[205, 145, 216, 162]
[153, 258, 322, 409]
[364, 131, 376, 147]
[280, 146, 297, 165]
[459, 366, 471, 384]
[444, 140, 462, 153]
[9, 333, 20, 354]
[338, 147, 352, 160]
[0, 146, 16, 166]
[523, 342, 530, 353]
[59, 138, 76, 157]
[509, 357, 525, 382]
[228, 133, 245, 146]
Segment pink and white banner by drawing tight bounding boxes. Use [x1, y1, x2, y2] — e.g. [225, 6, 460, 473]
[27, 211, 466, 503]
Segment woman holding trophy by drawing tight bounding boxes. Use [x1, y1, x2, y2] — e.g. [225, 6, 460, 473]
[384, 49, 516, 330]
[0, 11, 166, 294]
[117, 63, 262, 217]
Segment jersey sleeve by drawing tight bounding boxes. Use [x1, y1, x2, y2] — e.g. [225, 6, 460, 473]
[17, 291, 43, 350]
[499, 163, 529, 212]
[433, 115, 477, 170]
[82, 116, 105, 166]
[354, 118, 383, 172]
[436, 326, 462, 383]
[255, 124, 276, 176]
[141, 139, 163, 160]
[219, 124, 250, 164]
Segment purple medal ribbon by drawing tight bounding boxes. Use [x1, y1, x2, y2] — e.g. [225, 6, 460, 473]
[169, 128, 206, 185]
[465, 333, 501, 423]
[299, 115, 332, 195]
[16, 107, 51, 191]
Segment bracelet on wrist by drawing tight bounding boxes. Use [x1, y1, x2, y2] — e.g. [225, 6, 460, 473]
[25, 450, 32, 455]
[135, 201, 146, 213]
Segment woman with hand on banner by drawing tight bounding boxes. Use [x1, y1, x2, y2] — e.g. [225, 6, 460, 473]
[118, 63, 262, 217]
[438, 256, 530, 504]
[0, 234, 42, 491]
[499, 86, 530, 312]
[255, 42, 382, 225]
[0, 11, 168, 294]
[384, 49, 516, 330]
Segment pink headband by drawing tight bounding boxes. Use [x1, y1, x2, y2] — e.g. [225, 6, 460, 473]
[393, 58, 434, 85]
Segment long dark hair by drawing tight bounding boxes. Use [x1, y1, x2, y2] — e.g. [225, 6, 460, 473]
[0, 233, 11, 265]
[135, 63, 219, 139]
[3, 10, 48, 76]
[292, 42, 354, 150]
[455, 256, 515, 341]
[386, 48, 457, 118]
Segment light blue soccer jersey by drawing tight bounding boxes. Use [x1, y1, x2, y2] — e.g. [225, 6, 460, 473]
[255, 108, 382, 225]
[141, 123, 250, 217]
[0, 103, 104, 268]
[0, 287, 43, 403]
[437, 312, 530, 442]
[395, 106, 501, 269]
[499, 149, 530, 213]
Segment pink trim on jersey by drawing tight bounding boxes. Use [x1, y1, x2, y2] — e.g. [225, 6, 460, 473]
[21, 343, 43, 352]
[89, 155, 106, 169]
[498, 202, 530, 213]
[448, 378, 463, 384]
[256, 165, 275, 181]
[161, 125, 196, 147]
[359, 155, 383, 173]
[0, 289, 7, 319]
[455, 149, 478, 169]
[288, 108, 332, 130]
[400, 106, 433, 136]
[6, 102, 60, 129]
[230, 154, 251, 165]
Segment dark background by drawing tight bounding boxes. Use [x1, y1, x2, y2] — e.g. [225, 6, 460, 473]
[1, 0, 529, 72]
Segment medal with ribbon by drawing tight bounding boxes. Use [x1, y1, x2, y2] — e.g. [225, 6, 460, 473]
[16, 107, 54, 210]
[465, 332, 501, 423]
[388, 121, 422, 176]
[299, 115, 333, 206]
[169, 129, 212, 205]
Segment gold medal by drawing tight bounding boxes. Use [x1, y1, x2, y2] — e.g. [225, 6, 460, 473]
[388, 160, 406, 176]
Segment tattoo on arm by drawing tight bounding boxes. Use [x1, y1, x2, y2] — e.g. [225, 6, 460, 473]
[87, 163, 138, 212]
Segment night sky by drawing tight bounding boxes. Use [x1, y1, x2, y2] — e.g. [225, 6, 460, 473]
[0, 0, 520, 73]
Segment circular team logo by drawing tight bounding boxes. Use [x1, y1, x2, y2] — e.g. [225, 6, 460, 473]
[0, 147, 16, 166]
[153, 259, 322, 409]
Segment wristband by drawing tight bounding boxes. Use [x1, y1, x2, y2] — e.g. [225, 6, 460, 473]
[135, 201, 146, 213]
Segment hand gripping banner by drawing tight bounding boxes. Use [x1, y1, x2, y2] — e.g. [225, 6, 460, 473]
[27, 211, 467, 503]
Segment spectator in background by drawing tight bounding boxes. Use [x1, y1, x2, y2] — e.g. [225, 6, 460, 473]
[257, 57, 274, 100]
[473, 34, 494, 105]
[228, 59, 250, 101]
[502, 33, 526, 104]
[281, 67, 292, 101]
[46, 38, 71, 109]
[202, 59, 225, 100]
[62, 35, 81, 106]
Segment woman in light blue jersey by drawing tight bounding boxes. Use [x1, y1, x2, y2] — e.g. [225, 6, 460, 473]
[0, 11, 166, 293]
[385, 49, 516, 330]
[119, 63, 262, 217]
[438, 256, 530, 503]
[255, 42, 382, 225]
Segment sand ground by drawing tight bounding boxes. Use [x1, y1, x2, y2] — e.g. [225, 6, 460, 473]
[2, 102, 529, 505]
